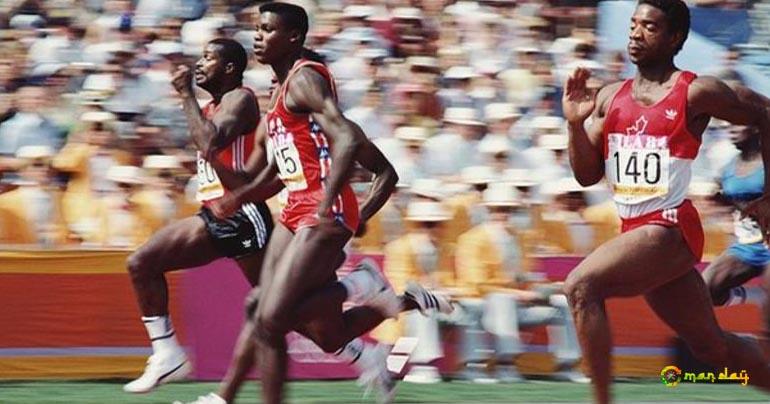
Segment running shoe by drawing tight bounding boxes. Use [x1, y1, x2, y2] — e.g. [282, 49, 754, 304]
[123, 348, 191, 393]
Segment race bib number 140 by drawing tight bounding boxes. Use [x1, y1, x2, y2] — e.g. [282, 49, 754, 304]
[607, 134, 670, 204]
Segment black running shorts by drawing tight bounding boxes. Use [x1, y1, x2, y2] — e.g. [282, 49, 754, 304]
[197, 201, 273, 259]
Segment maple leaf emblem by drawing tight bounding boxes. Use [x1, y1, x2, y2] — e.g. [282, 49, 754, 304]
[626, 115, 649, 136]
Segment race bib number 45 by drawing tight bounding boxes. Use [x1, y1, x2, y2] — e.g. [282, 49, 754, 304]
[606, 133, 670, 204]
[268, 118, 307, 192]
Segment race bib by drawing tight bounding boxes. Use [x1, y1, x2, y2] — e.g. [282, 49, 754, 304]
[269, 118, 308, 192]
[733, 210, 763, 244]
[607, 133, 670, 204]
[195, 151, 225, 202]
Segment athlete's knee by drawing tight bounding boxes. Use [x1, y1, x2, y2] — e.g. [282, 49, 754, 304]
[127, 248, 153, 279]
[254, 311, 289, 343]
[244, 288, 261, 319]
[564, 270, 600, 310]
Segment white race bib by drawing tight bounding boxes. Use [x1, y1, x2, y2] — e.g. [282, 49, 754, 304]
[269, 117, 307, 192]
[733, 210, 763, 244]
[195, 151, 225, 202]
[607, 133, 670, 204]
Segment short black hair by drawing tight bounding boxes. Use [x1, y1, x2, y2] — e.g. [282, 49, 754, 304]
[208, 38, 248, 76]
[638, 0, 690, 54]
[259, 2, 309, 44]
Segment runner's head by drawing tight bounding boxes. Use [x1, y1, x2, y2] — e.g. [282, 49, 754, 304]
[194, 38, 247, 91]
[728, 124, 760, 152]
[255, 2, 309, 65]
[629, 0, 689, 66]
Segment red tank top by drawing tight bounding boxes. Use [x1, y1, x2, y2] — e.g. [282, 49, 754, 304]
[264, 59, 359, 223]
[602, 70, 700, 219]
[195, 87, 257, 207]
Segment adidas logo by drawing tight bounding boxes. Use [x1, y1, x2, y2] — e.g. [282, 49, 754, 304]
[665, 109, 678, 121]
[242, 239, 252, 248]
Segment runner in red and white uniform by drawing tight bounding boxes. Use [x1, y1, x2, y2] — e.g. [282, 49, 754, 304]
[199, 4, 453, 404]
[124, 39, 273, 394]
[562, 1, 770, 403]
[264, 58, 360, 233]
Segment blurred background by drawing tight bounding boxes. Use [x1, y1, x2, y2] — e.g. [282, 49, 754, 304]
[1, 0, 770, 395]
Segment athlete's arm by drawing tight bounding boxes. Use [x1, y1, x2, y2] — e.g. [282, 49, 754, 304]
[286, 67, 365, 218]
[562, 68, 614, 186]
[350, 121, 399, 225]
[172, 65, 259, 158]
[690, 77, 770, 191]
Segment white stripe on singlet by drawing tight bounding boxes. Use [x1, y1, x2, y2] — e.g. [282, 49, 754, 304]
[242, 202, 267, 248]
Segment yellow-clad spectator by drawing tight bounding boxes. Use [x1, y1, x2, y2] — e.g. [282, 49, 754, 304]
[383, 200, 453, 384]
[408, 178, 464, 272]
[53, 111, 130, 238]
[92, 165, 153, 248]
[448, 165, 497, 228]
[0, 146, 68, 245]
[134, 155, 197, 232]
[455, 183, 587, 383]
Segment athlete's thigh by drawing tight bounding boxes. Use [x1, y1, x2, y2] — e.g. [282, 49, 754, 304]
[644, 269, 723, 344]
[236, 248, 267, 287]
[569, 224, 697, 299]
[135, 215, 222, 272]
[701, 251, 762, 292]
[256, 223, 295, 292]
[257, 222, 351, 324]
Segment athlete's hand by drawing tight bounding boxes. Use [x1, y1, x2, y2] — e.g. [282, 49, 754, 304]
[562, 67, 597, 125]
[743, 194, 770, 244]
[171, 65, 194, 97]
[210, 193, 240, 220]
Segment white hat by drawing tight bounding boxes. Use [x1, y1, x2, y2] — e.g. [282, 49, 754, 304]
[444, 65, 479, 80]
[538, 134, 568, 150]
[343, 5, 376, 19]
[482, 182, 521, 207]
[531, 115, 564, 131]
[82, 73, 117, 93]
[405, 201, 451, 222]
[410, 178, 446, 200]
[30, 63, 67, 78]
[80, 111, 116, 123]
[407, 56, 440, 70]
[485, 103, 521, 121]
[541, 177, 586, 195]
[461, 165, 497, 185]
[394, 126, 430, 144]
[443, 107, 484, 126]
[106, 165, 145, 185]
[689, 180, 718, 197]
[392, 7, 423, 20]
[16, 145, 54, 160]
[503, 168, 538, 187]
[147, 40, 184, 57]
[478, 135, 511, 155]
[143, 155, 182, 171]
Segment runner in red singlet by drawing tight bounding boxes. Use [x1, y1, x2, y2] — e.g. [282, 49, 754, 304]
[201, 4, 453, 404]
[563, 1, 770, 402]
[123, 39, 275, 394]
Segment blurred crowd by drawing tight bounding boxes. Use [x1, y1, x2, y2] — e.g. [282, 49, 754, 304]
[0, 0, 768, 383]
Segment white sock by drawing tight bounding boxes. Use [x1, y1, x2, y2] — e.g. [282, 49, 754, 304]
[142, 315, 181, 354]
[340, 270, 374, 302]
[725, 286, 766, 306]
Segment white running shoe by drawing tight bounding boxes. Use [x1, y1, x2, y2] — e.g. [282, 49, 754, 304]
[123, 349, 192, 393]
[404, 282, 454, 315]
[353, 259, 401, 319]
[357, 344, 397, 404]
[172, 392, 226, 404]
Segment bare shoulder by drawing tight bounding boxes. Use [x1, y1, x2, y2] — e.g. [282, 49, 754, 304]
[595, 80, 625, 116]
[688, 75, 729, 98]
[289, 66, 331, 97]
[220, 87, 258, 110]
